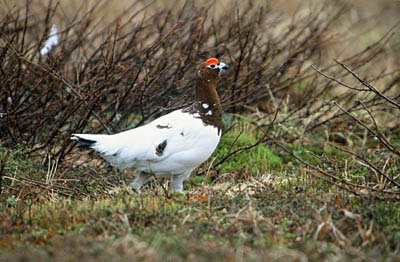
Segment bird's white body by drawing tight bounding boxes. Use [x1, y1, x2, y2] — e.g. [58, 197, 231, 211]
[72, 109, 221, 191]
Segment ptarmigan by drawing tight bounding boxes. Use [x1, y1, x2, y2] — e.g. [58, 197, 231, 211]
[71, 58, 229, 192]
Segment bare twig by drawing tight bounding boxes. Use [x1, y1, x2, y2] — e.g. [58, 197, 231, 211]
[334, 59, 400, 110]
[330, 143, 400, 188]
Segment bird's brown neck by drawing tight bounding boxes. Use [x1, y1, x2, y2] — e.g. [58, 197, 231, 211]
[184, 71, 222, 133]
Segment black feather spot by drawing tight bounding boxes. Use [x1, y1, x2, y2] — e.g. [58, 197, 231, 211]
[75, 137, 96, 145]
[156, 124, 171, 129]
[73, 136, 96, 150]
[156, 139, 167, 156]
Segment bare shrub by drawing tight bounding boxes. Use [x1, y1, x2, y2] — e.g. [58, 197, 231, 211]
[0, 0, 398, 199]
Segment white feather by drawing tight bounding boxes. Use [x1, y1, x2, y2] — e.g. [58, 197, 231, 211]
[40, 25, 59, 55]
[72, 109, 220, 174]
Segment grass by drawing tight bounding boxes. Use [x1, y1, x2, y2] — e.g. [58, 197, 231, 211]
[1, 183, 400, 261]
[1, 119, 400, 261]
[214, 119, 283, 174]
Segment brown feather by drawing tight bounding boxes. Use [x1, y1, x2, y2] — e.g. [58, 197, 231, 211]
[183, 65, 223, 133]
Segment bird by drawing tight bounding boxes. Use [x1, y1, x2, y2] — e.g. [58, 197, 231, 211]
[71, 58, 229, 192]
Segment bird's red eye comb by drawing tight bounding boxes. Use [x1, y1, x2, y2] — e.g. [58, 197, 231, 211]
[205, 58, 219, 66]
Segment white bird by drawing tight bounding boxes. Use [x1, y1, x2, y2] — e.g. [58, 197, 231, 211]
[71, 58, 229, 192]
[40, 24, 59, 56]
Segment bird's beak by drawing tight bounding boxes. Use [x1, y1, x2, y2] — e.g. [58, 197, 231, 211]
[218, 62, 229, 71]
[217, 62, 229, 76]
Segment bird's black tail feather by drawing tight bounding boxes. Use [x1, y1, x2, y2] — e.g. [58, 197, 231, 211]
[71, 136, 97, 149]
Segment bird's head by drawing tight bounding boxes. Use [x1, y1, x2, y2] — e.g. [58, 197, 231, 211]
[197, 58, 229, 79]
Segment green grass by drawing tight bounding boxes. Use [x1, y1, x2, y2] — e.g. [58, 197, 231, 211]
[213, 120, 283, 174]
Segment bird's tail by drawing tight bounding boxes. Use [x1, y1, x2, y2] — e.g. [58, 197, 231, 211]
[71, 134, 119, 156]
[71, 134, 102, 149]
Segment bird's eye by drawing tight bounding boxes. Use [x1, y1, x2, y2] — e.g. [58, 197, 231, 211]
[210, 64, 216, 68]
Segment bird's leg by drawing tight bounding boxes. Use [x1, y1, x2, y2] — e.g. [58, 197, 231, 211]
[171, 171, 192, 192]
[171, 170, 194, 193]
[170, 174, 185, 193]
[129, 172, 151, 192]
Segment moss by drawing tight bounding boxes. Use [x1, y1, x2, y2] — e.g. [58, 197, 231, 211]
[213, 120, 283, 174]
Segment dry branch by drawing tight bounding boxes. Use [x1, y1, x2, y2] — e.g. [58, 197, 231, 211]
[0, 0, 398, 199]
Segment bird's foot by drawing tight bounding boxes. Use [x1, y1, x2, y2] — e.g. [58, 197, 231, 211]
[170, 178, 184, 193]
[127, 186, 139, 194]
[128, 172, 152, 193]
[127, 183, 142, 193]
